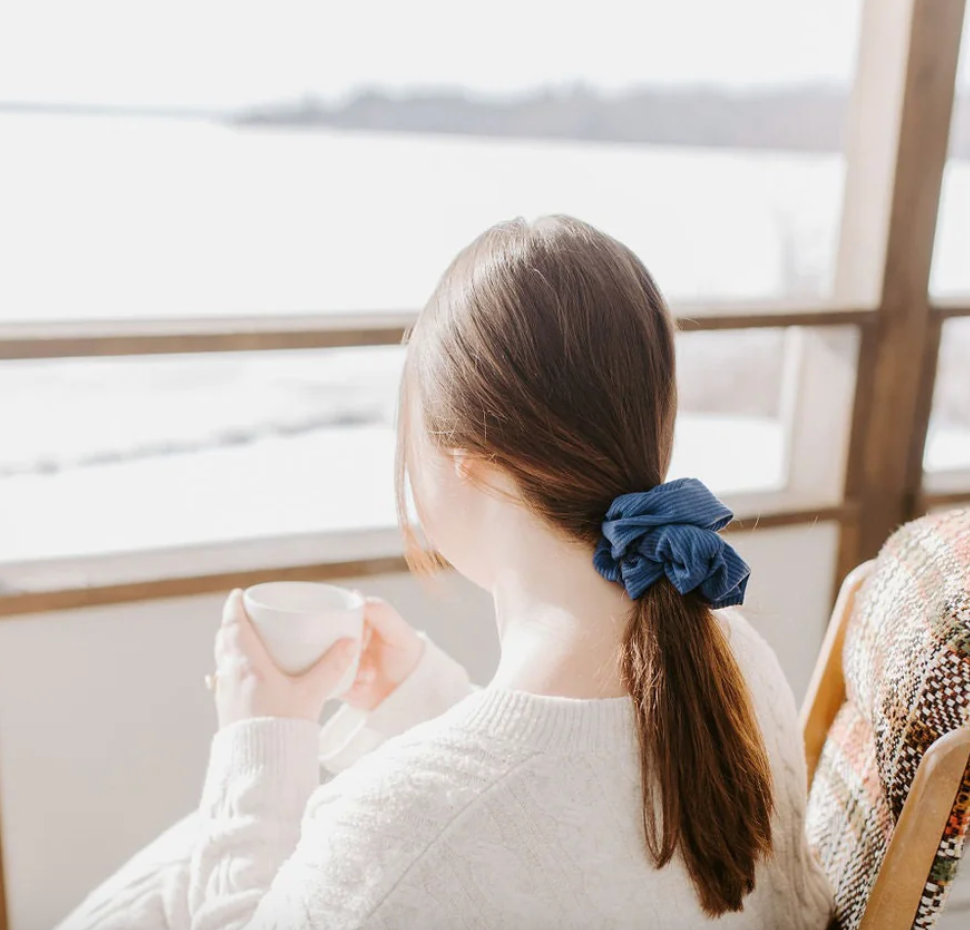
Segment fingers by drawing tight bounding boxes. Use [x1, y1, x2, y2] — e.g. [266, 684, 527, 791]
[341, 643, 377, 703]
[222, 588, 246, 627]
[302, 638, 359, 696]
[361, 596, 410, 642]
[341, 668, 377, 704]
[341, 655, 377, 700]
[216, 589, 271, 669]
[218, 654, 262, 687]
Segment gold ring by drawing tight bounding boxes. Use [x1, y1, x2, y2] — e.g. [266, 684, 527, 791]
[204, 672, 218, 691]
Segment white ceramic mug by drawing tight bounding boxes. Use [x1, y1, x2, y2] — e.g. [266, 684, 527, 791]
[243, 582, 365, 695]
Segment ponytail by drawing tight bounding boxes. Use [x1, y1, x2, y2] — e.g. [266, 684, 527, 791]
[622, 578, 773, 915]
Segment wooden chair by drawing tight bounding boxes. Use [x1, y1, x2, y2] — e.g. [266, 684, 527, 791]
[801, 509, 970, 930]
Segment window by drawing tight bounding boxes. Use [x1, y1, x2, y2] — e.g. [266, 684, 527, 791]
[0, 0, 870, 582]
[3, 328, 849, 565]
[0, 0, 956, 605]
[674, 327, 861, 505]
[0, 0, 864, 321]
[924, 318, 970, 479]
[931, 8, 970, 298]
[925, 8, 970, 492]
[673, 331, 787, 495]
[0, 348, 402, 563]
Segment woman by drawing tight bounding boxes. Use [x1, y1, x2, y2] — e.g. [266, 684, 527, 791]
[61, 216, 832, 929]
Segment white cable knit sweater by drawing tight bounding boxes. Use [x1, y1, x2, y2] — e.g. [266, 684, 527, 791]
[59, 610, 832, 930]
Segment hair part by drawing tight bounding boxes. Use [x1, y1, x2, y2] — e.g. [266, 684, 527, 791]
[396, 215, 773, 914]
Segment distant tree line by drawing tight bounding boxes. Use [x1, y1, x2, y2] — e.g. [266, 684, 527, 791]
[235, 85, 970, 157]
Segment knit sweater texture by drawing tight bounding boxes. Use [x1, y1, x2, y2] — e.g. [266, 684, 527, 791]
[58, 610, 832, 930]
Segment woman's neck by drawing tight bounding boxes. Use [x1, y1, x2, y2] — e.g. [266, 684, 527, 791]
[486, 516, 631, 700]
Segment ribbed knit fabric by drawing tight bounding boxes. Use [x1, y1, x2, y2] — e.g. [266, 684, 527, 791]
[447, 686, 635, 750]
[57, 610, 832, 930]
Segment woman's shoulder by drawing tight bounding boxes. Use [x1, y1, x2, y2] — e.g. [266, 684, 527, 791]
[309, 696, 539, 824]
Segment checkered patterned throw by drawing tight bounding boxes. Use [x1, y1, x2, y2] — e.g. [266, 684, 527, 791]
[805, 509, 970, 929]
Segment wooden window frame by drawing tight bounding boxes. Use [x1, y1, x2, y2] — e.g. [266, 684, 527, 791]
[833, 0, 969, 582]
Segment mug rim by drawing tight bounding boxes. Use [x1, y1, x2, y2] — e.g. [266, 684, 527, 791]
[243, 581, 364, 614]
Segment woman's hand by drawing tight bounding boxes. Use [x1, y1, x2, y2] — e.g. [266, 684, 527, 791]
[213, 589, 358, 729]
[341, 596, 426, 712]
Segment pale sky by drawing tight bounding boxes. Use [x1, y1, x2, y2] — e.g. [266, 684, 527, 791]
[0, 0, 882, 110]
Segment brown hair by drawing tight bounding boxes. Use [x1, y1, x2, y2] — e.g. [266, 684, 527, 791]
[396, 215, 773, 914]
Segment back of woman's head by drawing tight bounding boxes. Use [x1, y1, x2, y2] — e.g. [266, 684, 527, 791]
[397, 215, 773, 915]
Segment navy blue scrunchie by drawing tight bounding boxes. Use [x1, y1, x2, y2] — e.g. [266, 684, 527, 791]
[593, 477, 750, 608]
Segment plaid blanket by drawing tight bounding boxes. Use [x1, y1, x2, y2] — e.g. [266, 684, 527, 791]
[806, 509, 970, 929]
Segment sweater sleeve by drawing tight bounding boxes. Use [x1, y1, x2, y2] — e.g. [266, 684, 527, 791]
[55, 813, 199, 930]
[318, 632, 474, 774]
[187, 640, 476, 930]
[188, 718, 322, 930]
